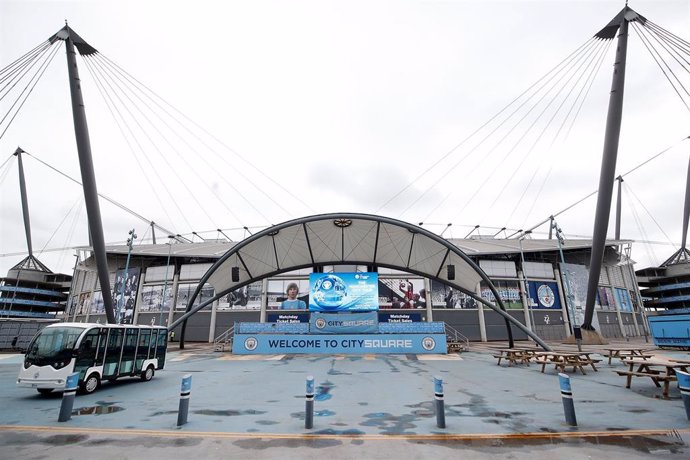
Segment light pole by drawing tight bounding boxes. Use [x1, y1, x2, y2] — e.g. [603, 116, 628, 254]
[553, 221, 580, 350]
[117, 228, 136, 324]
[158, 235, 175, 326]
[518, 231, 535, 333]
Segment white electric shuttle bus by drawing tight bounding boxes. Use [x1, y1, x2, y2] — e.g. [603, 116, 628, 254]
[17, 323, 167, 395]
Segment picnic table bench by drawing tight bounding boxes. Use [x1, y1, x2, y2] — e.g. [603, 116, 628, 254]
[601, 348, 654, 365]
[492, 348, 534, 366]
[616, 357, 689, 398]
[447, 341, 466, 353]
[534, 351, 601, 375]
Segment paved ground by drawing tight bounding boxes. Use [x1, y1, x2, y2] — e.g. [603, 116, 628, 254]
[1, 338, 689, 458]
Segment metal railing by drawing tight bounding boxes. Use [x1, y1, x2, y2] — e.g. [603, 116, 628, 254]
[213, 325, 235, 352]
[444, 323, 469, 352]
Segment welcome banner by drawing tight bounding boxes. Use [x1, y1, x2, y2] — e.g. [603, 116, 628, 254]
[309, 311, 378, 334]
[232, 333, 447, 354]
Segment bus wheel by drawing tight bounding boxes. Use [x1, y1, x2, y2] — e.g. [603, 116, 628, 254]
[37, 388, 53, 396]
[141, 365, 155, 382]
[81, 373, 100, 394]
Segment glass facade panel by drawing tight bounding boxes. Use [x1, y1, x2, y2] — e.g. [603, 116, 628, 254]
[480, 280, 523, 309]
[175, 283, 215, 310]
[430, 280, 477, 309]
[267, 279, 309, 310]
[217, 281, 262, 310]
[139, 284, 174, 312]
[379, 277, 426, 309]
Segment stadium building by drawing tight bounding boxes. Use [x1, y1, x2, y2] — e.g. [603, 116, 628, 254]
[61, 214, 646, 346]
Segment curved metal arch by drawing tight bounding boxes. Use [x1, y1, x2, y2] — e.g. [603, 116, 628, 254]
[171, 213, 550, 350]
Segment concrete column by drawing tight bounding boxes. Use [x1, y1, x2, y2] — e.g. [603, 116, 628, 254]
[72, 269, 86, 322]
[518, 270, 532, 332]
[610, 266, 627, 339]
[167, 273, 180, 327]
[209, 299, 218, 343]
[477, 282, 487, 342]
[424, 278, 433, 322]
[260, 278, 268, 322]
[84, 271, 98, 322]
[553, 267, 571, 336]
[132, 271, 145, 325]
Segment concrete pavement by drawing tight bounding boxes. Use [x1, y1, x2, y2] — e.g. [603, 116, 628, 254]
[1, 338, 689, 458]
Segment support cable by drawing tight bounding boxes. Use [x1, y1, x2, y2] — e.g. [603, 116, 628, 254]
[0, 42, 52, 93]
[644, 20, 690, 54]
[413, 38, 602, 222]
[85, 55, 215, 228]
[624, 182, 678, 249]
[518, 39, 613, 227]
[0, 40, 51, 77]
[624, 182, 659, 266]
[490, 39, 609, 223]
[81, 56, 182, 229]
[632, 22, 690, 111]
[0, 42, 61, 140]
[641, 22, 690, 70]
[22, 150, 178, 237]
[92, 53, 268, 225]
[376, 38, 598, 215]
[422, 39, 602, 222]
[37, 197, 82, 256]
[97, 53, 311, 218]
[516, 136, 690, 238]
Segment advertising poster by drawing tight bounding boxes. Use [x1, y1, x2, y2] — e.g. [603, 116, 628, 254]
[113, 267, 141, 324]
[559, 263, 601, 330]
[614, 287, 633, 312]
[90, 291, 105, 314]
[309, 272, 379, 312]
[77, 292, 91, 315]
[378, 278, 427, 309]
[480, 280, 522, 309]
[527, 281, 561, 309]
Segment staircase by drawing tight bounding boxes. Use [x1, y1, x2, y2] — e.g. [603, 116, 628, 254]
[213, 325, 234, 352]
[444, 323, 469, 353]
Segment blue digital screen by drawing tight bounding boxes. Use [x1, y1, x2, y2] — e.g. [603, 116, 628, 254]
[309, 272, 379, 312]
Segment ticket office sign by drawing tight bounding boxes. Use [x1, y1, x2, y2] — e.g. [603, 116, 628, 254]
[232, 333, 447, 354]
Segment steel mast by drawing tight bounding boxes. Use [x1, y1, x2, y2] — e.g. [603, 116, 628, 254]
[51, 25, 116, 323]
[582, 7, 645, 331]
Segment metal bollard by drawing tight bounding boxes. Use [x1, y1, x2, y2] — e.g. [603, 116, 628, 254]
[177, 374, 192, 427]
[558, 373, 577, 426]
[677, 370, 690, 420]
[305, 375, 315, 429]
[58, 372, 79, 422]
[434, 375, 446, 429]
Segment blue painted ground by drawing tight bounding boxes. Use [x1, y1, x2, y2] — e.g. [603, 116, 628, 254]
[0, 339, 689, 436]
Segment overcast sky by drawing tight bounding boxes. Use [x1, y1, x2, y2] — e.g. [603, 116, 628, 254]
[1, 0, 689, 276]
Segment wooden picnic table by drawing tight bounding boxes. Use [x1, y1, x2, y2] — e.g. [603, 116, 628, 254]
[616, 357, 689, 398]
[491, 348, 535, 366]
[534, 351, 601, 375]
[601, 348, 654, 365]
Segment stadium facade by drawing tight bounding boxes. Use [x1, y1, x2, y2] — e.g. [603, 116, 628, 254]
[62, 232, 646, 345]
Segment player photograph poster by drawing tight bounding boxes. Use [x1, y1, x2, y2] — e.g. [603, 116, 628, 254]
[113, 267, 141, 324]
[309, 272, 379, 312]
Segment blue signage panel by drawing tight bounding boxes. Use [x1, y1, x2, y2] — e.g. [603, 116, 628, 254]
[378, 312, 422, 323]
[309, 272, 379, 312]
[310, 311, 378, 334]
[232, 333, 447, 354]
[527, 282, 562, 309]
[266, 313, 310, 323]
